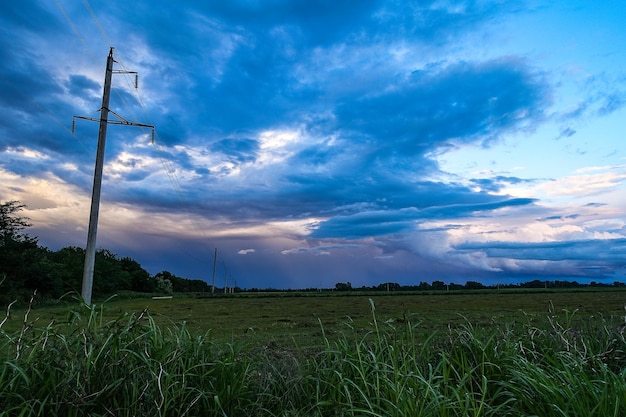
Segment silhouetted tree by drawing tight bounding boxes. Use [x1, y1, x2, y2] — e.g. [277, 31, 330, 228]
[0, 201, 51, 302]
[464, 281, 485, 290]
[0, 200, 31, 241]
[418, 281, 431, 291]
[49, 246, 85, 293]
[121, 257, 155, 292]
[431, 280, 446, 290]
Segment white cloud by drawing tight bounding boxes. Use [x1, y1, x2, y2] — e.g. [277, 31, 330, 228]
[3, 146, 49, 160]
[255, 129, 302, 166]
[538, 169, 626, 197]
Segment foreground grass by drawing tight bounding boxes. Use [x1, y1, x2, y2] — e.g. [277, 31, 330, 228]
[2, 295, 626, 416]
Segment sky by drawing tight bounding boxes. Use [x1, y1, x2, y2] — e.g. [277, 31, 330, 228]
[1, 1, 625, 289]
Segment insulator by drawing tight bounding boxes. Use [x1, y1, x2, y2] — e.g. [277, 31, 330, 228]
[135, 74, 138, 89]
[151, 129, 155, 144]
[71, 119, 75, 134]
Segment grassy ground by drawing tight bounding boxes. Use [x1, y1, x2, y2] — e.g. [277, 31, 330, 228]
[6, 288, 626, 348]
[2, 289, 626, 416]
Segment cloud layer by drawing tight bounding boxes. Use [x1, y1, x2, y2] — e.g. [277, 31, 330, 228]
[1, 0, 625, 288]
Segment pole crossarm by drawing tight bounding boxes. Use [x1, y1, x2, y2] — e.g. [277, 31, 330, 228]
[73, 108, 154, 129]
[73, 110, 155, 142]
[107, 108, 155, 130]
[112, 70, 138, 88]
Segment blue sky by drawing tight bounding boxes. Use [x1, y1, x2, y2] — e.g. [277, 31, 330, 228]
[1, 1, 625, 289]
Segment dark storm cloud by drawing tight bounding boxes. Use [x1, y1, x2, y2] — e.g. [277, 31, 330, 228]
[539, 214, 580, 222]
[334, 59, 545, 151]
[374, 0, 519, 42]
[92, 0, 531, 137]
[197, 0, 381, 46]
[419, 197, 536, 218]
[238, 175, 490, 222]
[203, 52, 547, 216]
[66, 75, 100, 97]
[197, 0, 518, 49]
[466, 238, 626, 262]
[469, 176, 534, 193]
[312, 197, 536, 239]
[0, 54, 68, 157]
[0, 4, 97, 173]
[210, 138, 259, 163]
[0, 0, 549, 222]
[0, 2, 64, 108]
[0, 1, 62, 33]
[172, 55, 547, 227]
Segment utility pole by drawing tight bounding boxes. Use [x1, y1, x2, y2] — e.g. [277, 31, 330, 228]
[223, 264, 227, 294]
[211, 247, 217, 294]
[73, 47, 154, 305]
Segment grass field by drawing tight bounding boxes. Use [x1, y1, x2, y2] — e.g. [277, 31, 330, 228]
[2, 289, 626, 416]
[8, 288, 625, 346]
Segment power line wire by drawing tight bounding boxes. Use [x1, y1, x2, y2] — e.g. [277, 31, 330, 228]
[82, 0, 112, 47]
[54, 0, 99, 67]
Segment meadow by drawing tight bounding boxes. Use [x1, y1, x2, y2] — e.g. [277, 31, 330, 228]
[2, 289, 626, 416]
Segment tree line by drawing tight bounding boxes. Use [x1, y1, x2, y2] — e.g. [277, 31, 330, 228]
[2, 200, 624, 304]
[0, 201, 211, 304]
[331, 279, 625, 292]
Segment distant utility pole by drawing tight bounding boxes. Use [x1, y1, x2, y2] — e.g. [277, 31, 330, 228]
[72, 47, 154, 305]
[211, 247, 217, 294]
[223, 264, 227, 294]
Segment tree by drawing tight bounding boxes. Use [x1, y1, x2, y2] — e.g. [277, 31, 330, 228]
[92, 249, 132, 296]
[153, 270, 209, 293]
[431, 280, 446, 290]
[335, 281, 352, 291]
[0, 201, 47, 302]
[376, 282, 400, 291]
[418, 281, 431, 290]
[0, 200, 31, 242]
[464, 281, 485, 290]
[154, 271, 174, 294]
[49, 246, 85, 293]
[0, 201, 219, 300]
[121, 257, 155, 292]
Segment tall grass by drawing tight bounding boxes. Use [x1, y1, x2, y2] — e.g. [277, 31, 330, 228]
[257, 299, 626, 416]
[2, 297, 626, 416]
[0, 298, 252, 416]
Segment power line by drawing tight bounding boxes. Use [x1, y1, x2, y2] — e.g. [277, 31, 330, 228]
[82, 0, 112, 47]
[53, 0, 99, 67]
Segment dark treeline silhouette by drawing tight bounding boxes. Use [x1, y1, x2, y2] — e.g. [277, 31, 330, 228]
[1, 201, 624, 304]
[0, 201, 211, 304]
[329, 279, 625, 293]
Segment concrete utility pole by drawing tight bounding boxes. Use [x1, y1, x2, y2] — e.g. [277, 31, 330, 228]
[80, 48, 113, 306]
[211, 247, 217, 294]
[73, 47, 154, 305]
